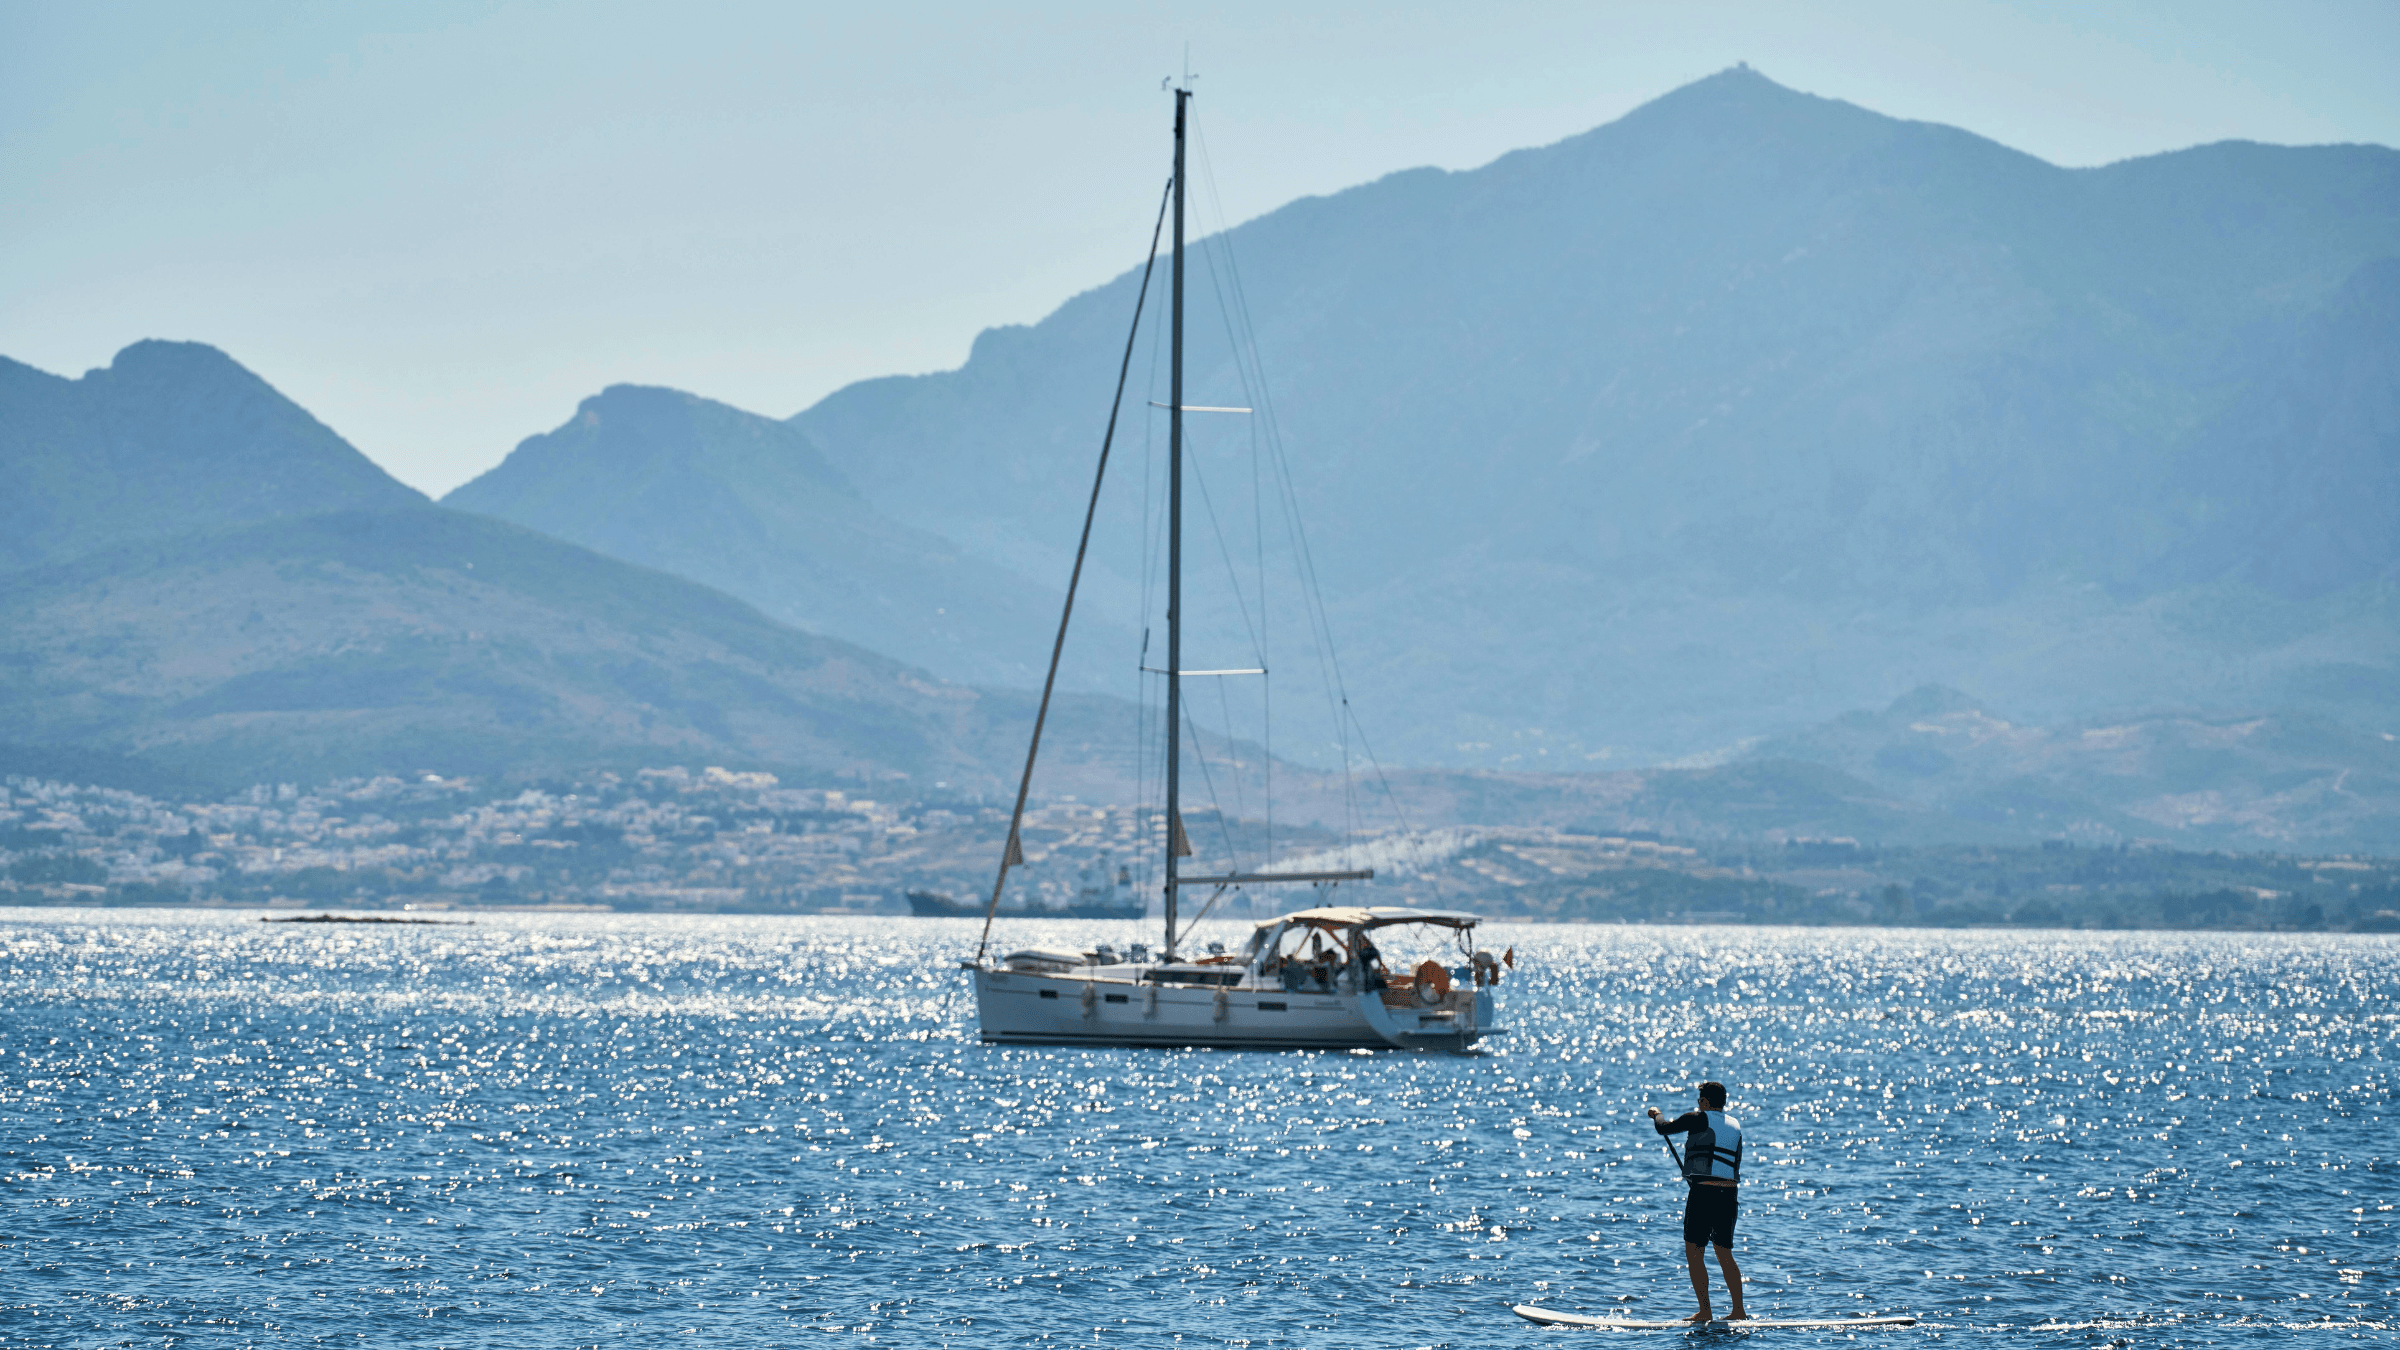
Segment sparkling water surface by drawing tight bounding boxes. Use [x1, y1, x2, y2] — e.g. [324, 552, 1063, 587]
[2, 910, 2391, 1347]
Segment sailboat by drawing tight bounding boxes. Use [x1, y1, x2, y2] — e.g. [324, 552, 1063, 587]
[960, 86, 1507, 1050]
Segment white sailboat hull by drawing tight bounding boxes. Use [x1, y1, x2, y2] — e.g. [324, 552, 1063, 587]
[972, 967, 1502, 1050]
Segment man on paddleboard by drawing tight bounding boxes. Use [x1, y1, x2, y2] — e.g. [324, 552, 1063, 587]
[1648, 1081, 1748, 1323]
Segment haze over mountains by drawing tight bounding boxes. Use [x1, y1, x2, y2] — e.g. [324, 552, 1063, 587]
[444, 385, 1132, 690]
[794, 67, 2400, 765]
[0, 346, 1132, 796]
[4, 68, 2395, 854]
[1, 341, 426, 568]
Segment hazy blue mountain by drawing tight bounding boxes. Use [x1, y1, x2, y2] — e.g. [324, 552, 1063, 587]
[0, 344, 1135, 795]
[790, 67, 2400, 766]
[443, 384, 1128, 690]
[0, 340, 425, 569]
[1746, 685, 2400, 853]
[2151, 255, 2400, 602]
[0, 506, 1141, 794]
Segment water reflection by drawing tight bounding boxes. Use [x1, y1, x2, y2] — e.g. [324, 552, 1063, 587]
[2, 911, 2390, 1345]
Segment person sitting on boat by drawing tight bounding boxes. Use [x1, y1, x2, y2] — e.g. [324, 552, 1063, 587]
[1354, 932, 1389, 991]
[1648, 1081, 1749, 1323]
[1307, 949, 1338, 992]
[1286, 930, 1338, 991]
[1273, 931, 1311, 989]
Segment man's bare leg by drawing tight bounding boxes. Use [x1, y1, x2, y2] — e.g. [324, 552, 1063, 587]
[1715, 1244, 1748, 1320]
[1683, 1242, 1714, 1322]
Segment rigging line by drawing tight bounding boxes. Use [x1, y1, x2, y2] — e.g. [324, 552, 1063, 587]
[1241, 324, 1362, 850]
[1185, 204, 1279, 869]
[1249, 365, 1357, 850]
[1169, 201, 1282, 888]
[1182, 701, 1243, 869]
[1248, 278, 1270, 875]
[1133, 647, 1151, 902]
[1260, 629, 1272, 867]
[1194, 265, 1354, 847]
[1207, 166, 1415, 863]
[974, 172, 1174, 967]
[1206, 123, 1412, 868]
[1342, 698, 1419, 841]
[1187, 124, 1278, 659]
[1213, 673, 1248, 841]
[1185, 433, 1265, 666]
[1191, 227, 1281, 868]
[1181, 884, 1234, 936]
[1193, 124, 1287, 553]
[1134, 241, 1174, 910]
[1138, 273, 1168, 641]
[1193, 118, 1355, 854]
[1184, 242, 1271, 677]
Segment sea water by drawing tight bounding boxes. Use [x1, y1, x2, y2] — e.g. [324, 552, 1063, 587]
[1, 910, 2390, 1346]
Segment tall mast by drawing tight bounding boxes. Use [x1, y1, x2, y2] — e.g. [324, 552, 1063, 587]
[1163, 87, 1188, 959]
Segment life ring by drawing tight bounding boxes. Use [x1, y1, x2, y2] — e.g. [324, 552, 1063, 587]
[1413, 959, 1451, 1005]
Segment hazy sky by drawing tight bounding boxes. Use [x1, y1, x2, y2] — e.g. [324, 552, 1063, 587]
[5, 0, 2396, 496]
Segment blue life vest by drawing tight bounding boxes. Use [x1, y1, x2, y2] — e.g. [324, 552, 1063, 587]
[1683, 1111, 1743, 1183]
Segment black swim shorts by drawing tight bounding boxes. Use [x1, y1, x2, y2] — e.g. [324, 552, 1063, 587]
[1682, 1183, 1738, 1248]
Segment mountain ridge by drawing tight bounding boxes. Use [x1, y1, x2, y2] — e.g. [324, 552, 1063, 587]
[788, 66, 2400, 766]
[5, 71, 2394, 854]
[0, 503, 1146, 794]
[442, 383, 1129, 690]
[1, 340, 426, 571]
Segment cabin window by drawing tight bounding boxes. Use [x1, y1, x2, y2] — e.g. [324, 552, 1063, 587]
[1142, 969, 1241, 986]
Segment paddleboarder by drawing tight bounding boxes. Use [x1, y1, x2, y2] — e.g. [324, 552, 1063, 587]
[1648, 1081, 1748, 1323]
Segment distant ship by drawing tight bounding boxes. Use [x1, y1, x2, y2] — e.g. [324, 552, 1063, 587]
[906, 889, 984, 917]
[908, 867, 1143, 920]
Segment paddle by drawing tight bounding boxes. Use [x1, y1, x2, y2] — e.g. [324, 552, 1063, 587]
[1649, 1107, 1686, 1178]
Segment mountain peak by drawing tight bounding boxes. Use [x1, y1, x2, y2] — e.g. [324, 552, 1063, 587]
[1685, 62, 1789, 93]
[456, 383, 855, 495]
[1620, 62, 1843, 118]
[442, 382, 1098, 689]
[790, 91, 2399, 767]
[582, 381, 707, 412]
[87, 339, 309, 413]
[101, 337, 248, 377]
[1, 340, 423, 570]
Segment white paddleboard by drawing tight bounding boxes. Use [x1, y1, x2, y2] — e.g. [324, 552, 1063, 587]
[1512, 1305, 1917, 1330]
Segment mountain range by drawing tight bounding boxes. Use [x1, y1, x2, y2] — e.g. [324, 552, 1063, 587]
[4, 68, 2395, 854]
[444, 384, 1133, 690]
[0, 344, 1137, 796]
[1, 341, 425, 568]
[1746, 685, 2400, 852]
[2, 338, 2389, 851]
[792, 67, 2400, 765]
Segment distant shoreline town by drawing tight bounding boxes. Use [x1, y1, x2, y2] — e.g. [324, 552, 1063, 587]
[4, 768, 2391, 933]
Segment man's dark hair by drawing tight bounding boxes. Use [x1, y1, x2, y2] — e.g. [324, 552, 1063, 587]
[1699, 1080, 1728, 1108]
